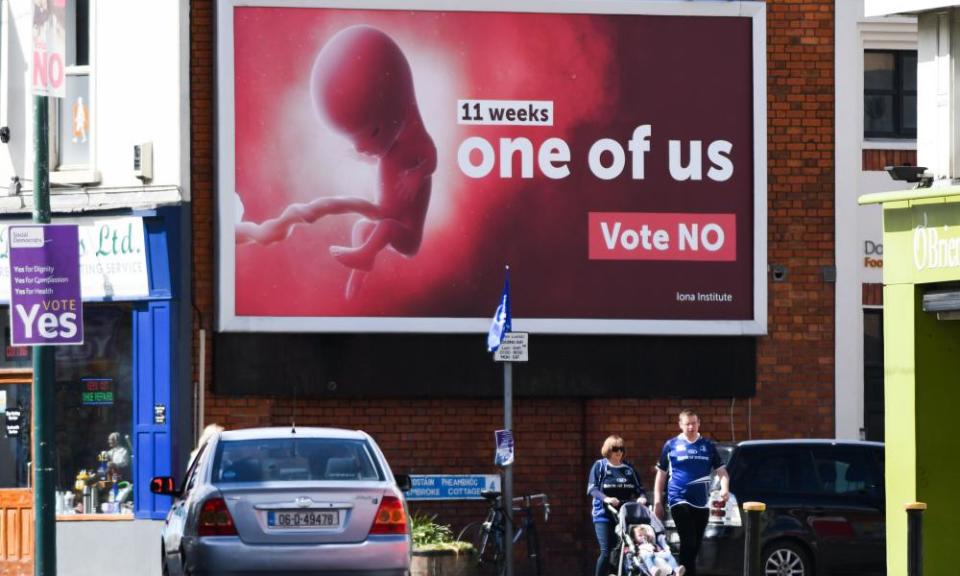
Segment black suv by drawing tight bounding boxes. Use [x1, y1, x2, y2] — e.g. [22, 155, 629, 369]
[697, 440, 885, 576]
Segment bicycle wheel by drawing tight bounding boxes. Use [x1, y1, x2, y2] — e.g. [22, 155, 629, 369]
[524, 523, 542, 576]
[458, 521, 505, 576]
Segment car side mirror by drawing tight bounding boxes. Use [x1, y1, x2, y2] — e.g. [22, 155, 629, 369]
[395, 474, 412, 492]
[150, 476, 179, 496]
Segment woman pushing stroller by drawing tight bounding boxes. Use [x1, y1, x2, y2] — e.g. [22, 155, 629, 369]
[588, 434, 686, 576]
[587, 435, 647, 576]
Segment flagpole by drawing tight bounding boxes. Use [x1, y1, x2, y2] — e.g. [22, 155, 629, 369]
[503, 359, 513, 576]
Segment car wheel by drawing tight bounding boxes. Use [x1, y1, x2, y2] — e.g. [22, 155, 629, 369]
[762, 541, 812, 576]
[160, 545, 169, 576]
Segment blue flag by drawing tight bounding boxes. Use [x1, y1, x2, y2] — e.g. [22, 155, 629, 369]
[487, 271, 511, 353]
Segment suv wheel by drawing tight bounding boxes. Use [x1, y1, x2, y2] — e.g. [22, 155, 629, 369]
[762, 541, 811, 576]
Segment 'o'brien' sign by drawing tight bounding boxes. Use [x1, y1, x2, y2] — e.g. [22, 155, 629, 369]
[217, 0, 767, 335]
[913, 225, 960, 271]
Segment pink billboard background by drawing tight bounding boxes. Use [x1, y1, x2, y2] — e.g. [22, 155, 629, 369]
[227, 5, 758, 326]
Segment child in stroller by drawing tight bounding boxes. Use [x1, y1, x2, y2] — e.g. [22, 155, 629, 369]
[613, 501, 686, 576]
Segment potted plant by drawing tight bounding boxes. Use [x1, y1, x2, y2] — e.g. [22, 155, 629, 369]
[411, 512, 478, 576]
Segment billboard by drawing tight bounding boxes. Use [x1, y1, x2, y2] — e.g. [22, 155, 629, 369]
[217, 0, 767, 334]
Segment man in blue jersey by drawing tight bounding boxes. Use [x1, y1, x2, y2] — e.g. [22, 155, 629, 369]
[653, 409, 729, 576]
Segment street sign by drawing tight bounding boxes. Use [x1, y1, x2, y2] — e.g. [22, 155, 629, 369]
[405, 474, 501, 501]
[8, 225, 83, 346]
[494, 332, 528, 362]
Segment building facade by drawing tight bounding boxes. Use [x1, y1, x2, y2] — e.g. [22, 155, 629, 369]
[0, 1, 190, 575]
[192, 1, 836, 574]
[835, 1, 917, 442]
[863, 1, 960, 573]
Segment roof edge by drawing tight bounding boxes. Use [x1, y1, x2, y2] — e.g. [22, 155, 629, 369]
[859, 185, 960, 205]
[865, 0, 958, 18]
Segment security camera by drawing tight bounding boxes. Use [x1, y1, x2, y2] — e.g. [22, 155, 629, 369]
[885, 165, 929, 183]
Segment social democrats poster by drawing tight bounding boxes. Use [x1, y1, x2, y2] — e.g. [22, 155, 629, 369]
[217, 0, 767, 334]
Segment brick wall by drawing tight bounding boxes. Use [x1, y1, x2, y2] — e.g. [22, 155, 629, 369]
[190, 1, 836, 573]
[863, 283, 884, 307]
[862, 149, 918, 172]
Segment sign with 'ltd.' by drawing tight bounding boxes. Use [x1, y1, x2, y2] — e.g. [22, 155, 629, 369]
[8, 225, 83, 346]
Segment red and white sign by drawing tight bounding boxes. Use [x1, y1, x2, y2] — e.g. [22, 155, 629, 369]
[33, 0, 66, 97]
[588, 213, 737, 262]
[216, 0, 767, 335]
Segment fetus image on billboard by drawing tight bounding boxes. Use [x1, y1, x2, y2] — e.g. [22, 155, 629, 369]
[237, 26, 436, 300]
[228, 6, 760, 326]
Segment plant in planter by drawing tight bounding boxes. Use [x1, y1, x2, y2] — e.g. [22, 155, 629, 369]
[411, 512, 478, 576]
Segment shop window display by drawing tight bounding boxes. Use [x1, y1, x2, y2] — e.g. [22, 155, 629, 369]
[0, 305, 134, 516]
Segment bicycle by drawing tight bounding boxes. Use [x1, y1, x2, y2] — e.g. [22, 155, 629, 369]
[457, 490, 550, 576]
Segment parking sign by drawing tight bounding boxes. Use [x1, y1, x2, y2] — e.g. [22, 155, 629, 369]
[8, 225, 83, 346]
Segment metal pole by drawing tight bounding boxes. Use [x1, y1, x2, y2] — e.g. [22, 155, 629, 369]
[906, 502, 926, 576]
[32, 93, 57, 576]
[742, 501, 765, 576]
[503, 361, 513, 576]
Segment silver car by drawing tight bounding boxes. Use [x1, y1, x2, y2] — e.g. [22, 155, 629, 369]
[151, 427, 412, 576]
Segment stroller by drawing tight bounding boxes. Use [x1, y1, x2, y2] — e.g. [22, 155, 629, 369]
[608, 501, 684, 576]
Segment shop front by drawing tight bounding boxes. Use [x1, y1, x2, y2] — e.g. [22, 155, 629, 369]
[859, 186, 960, 575]
[0, 208, 187, 576]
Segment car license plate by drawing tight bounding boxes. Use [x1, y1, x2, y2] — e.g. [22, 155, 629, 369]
[268, 510, 340, 528]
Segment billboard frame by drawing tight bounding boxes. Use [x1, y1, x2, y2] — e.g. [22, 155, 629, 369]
[215, 0, 768, 335]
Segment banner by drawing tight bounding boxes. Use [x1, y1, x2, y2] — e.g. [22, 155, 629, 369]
[217, 0, 767, 334]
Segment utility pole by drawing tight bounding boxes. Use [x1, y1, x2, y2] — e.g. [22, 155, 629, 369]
[33, 91, 57, 575]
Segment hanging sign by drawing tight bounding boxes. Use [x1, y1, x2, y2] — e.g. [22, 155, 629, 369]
[81, 378, 114, 406]
[8, 225, 84, 346]
[32, 0, 66, 97]
[494, 332, 529, 362]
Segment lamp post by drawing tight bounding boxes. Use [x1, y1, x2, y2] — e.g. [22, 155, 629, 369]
[32, 90, 57, 576]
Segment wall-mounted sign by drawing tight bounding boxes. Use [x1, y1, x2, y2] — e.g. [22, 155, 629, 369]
[154, 404, 167, 425]
[0, 216, 150, 303]
[406, 474, 501, 501]
[8, 225, 84, 346]
[913, 225, 960, 272]
[4, 408, 22, 438]
[217, 0, 767, 336]
[81, 378, 114, 406]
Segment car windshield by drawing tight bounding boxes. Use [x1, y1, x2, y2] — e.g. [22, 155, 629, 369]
[212, 438, 384, 483]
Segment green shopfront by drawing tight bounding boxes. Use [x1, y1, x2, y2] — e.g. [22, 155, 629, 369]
[859, 187, 960, 574]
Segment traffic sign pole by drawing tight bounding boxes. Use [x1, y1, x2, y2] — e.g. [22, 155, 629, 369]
[33, 91, 57, 575]
[503, 360, 513, 576]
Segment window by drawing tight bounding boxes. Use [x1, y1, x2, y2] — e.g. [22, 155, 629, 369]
[53, 305, 133, 515]
[811, 447, 881, 497]
[734, 448, 818, 494]
[52, 0, 93, 179]
[0, 305, 134, 516]
[864, 50, 917, 139]
[212, 438, 384, 484]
